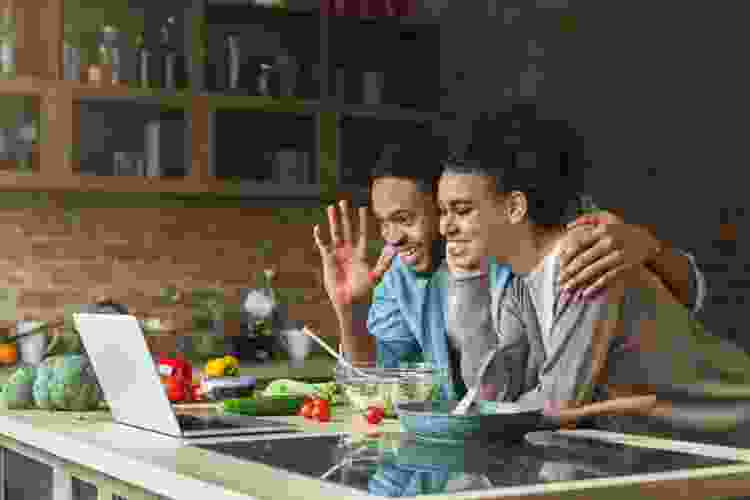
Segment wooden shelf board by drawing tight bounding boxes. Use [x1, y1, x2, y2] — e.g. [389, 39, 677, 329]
[0, 76, 47, 96]
[0, 171, 329, 198]
[202, 93, 320, 114]
[68, 84, 192, 107]
[337, 103, 438, 122]
[0, 172, 205, 193]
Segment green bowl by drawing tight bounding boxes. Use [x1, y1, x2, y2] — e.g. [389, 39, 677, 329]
[395, 400, 543, 445]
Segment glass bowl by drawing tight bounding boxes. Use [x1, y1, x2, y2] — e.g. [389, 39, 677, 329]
[334, 362, 445, 418]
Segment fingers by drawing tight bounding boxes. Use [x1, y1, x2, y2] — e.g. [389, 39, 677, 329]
[313, 225, 330, 255]
[356, 206, 368, 255]
[559, 226, 600, 270]
[579, 265, 627, 300]
[338, 200, 353, 244]
[369, 244, 397, 283]
[327, 205, 341, 248]
[560, 246, 624, 292]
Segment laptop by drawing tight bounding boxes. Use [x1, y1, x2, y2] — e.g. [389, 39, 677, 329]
[73, 313, 298, 439]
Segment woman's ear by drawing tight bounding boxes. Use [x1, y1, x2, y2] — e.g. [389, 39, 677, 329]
[506, 191, 528, 224]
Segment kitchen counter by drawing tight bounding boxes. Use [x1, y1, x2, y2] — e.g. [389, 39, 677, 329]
[2, 362, 750, 499]
[1, 400, 750, 500]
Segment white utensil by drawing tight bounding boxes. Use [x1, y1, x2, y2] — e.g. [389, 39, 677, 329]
[452, 385, 480, 415]
[452, 348, 500, 415]
[302, 326, 374, 380]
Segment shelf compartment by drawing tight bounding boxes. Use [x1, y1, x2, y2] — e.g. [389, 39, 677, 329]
[76, 102, 189, 179]
[338, 115, 437, 188]
[213, 109, 317, 184]
[327, 16, 440, 111]
[204, 2, 321, 100]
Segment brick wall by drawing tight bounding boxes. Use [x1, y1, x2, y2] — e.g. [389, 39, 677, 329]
[0, 193, 351, 356]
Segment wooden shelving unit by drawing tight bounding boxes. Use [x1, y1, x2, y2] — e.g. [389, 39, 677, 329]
[0, 0, 443, 197]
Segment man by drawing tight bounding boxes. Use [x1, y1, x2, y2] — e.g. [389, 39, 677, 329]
[313, 117, 706, 400]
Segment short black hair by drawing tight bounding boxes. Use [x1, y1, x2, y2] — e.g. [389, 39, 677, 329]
[443, 105, 589, 227]
[369, 125, 448, 198]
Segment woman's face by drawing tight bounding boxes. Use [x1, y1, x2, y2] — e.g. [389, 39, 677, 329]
[437, 172, 514, 272]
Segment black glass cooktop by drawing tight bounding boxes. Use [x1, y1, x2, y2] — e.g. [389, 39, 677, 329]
[195, 432, 742, 497]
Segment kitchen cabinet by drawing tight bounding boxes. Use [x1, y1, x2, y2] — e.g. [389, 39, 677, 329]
[3, 446, 54, 500]
[0, 0, 445, 200]
[72, 477, 98, 500]
[0, 439, 163, 500]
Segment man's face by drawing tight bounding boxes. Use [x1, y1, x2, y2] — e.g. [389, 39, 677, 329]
[371, 177, 439, 273]
[437, 172, 512, 272]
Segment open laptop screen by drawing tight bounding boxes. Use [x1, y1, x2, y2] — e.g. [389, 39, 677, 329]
[73, 313, 183, 437]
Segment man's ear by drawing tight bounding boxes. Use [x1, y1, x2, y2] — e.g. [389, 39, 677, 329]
[506, 191, 528, 224]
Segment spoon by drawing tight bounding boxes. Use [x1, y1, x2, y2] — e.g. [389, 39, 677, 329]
[302, 326, 374, 380]
[452, 348, 500, 415]
[452, 385, 480, 415]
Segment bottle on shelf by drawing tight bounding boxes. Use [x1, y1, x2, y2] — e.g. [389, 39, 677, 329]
[135, 33, 150, 89]
[90, 31, 114, 86]
[101, 25, 121, 84]
[224, 33, 243, 93]
[161, 17, 180, 90]
[0, 6, 16, 80]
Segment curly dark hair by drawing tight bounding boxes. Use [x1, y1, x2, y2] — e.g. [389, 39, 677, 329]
[443, 105, 590, 227]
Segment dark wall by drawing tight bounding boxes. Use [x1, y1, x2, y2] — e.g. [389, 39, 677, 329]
[436, 1, 749, 348]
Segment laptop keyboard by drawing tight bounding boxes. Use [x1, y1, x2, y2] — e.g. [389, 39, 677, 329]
[176, 414, 242, 430]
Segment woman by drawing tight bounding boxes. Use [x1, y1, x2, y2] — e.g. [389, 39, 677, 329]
[437, 116, 750, 427]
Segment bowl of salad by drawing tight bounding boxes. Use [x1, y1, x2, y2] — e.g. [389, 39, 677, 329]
[334, 363, 444, 418]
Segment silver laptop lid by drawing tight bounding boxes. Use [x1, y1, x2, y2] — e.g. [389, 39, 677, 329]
[73, 313, 183, 437]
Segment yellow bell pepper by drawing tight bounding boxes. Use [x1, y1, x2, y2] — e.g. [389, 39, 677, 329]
[205, 358, 226, 378]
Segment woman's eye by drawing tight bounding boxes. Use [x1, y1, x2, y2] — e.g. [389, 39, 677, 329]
[456, 208, 471, 216]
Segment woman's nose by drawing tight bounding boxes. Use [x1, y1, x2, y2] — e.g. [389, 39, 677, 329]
[440, 214, 455, 237]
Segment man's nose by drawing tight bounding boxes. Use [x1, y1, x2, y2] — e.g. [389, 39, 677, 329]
[381, 225, 405, 246]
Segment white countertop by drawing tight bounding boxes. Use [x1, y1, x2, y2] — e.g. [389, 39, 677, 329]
[2, 405, 750, 500]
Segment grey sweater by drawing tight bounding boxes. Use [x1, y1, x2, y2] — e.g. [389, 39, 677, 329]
[475, 244, 750, 410]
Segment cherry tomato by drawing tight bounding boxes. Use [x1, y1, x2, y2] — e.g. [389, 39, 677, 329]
[301, 401, 315, 419]
[366, 406, 384, 425]
[314, 398, 330, 411]
[312, 404, 331, 422]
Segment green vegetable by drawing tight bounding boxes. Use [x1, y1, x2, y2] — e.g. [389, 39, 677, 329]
[312, 381, 344, 404]
[2, 365, 37, 409]
[262, 379, 318, 398]
[32, 354, 103, 411]
[222, 395, 306, 416]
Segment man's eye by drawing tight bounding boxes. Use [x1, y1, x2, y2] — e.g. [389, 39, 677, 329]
[455, 208, 472, 216]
